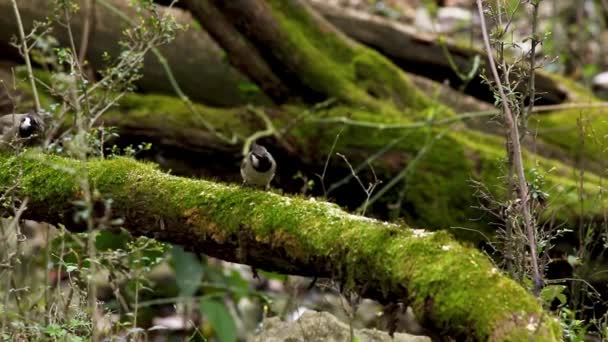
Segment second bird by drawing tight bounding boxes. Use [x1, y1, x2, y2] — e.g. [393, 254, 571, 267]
[0, 111, 44, 148]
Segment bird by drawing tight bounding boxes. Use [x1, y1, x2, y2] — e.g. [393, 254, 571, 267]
[240, 143, 276, 189]
[0, 111, 44, 148]
[240, 143, 276, 279]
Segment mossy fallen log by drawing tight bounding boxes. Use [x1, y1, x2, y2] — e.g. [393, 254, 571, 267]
[5, 65, 605, 243]
[96, 92, 606, 244]
[0, 151, 560, 340]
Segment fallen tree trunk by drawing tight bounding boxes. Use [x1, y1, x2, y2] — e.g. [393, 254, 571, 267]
[0, 151, 561, 340]
[187, 0, 436, 113]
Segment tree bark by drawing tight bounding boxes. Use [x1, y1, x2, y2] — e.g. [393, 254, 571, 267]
[184, 0, 435, 111]
[0, 151, 561, 341]
[203, 0, 357, 103]
[0, 0, 269, 107]
[182, 0, 291, 103]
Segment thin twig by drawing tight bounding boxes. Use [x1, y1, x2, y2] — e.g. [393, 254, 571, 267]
[64, 5, 93, 119]
[336, 153, 380, 216]
[327, 133, 411, 195]
[97, 0, 237, 145]
[10, 0, 41, 113]
[316, 127, 344, 197]
[78, 0, 94, 66]
[242, 106, 278, 156]
[4, 198, 29, 321]
[521, 0, 541, 140]
[313, 102, 608, 133]
[450, 226, 492, 243]
[364, 127, 449, 210]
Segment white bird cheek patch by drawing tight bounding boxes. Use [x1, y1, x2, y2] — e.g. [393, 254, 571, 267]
[21, 117, 31, 129]
[251, 154, 260, 168]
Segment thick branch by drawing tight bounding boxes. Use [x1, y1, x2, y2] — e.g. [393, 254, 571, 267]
[80, 92, 606, 248]
[0, 151, 560, 340]
[200, 0, 335, 102]
[184, 0, 433, 111]
[183, 0, 291, 103]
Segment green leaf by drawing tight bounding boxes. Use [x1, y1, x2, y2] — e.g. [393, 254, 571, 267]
[95, 229, 131, 251]
[44, 324, 67, 337]
[237, 82, 260, 95]
[225, 269, 251, 298]
[200, 298, 237, 342]
[50, 232, 85, 266]
[130, 237, 167, 269]
[540, 285, 567, 306]
[171, 245, 204, 297]
[67, 335, 85, 342]
[259, 270, 288, 282]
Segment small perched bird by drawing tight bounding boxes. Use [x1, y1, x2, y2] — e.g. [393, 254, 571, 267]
[240, 143, 276, 189]
[0, 111, 44, 148]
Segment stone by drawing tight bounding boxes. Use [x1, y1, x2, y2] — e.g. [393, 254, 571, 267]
[248, 310, 431, 342]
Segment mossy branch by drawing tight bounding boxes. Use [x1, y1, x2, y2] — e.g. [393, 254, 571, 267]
[0, 151, 560, 340]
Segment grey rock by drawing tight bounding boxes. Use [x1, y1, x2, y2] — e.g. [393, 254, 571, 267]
[248, 310, 430, 342]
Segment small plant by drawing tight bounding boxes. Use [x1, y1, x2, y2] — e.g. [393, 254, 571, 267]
[474, 0, 608, 339]
[0, 0, 185, 340]
[475, 0, 547, 294]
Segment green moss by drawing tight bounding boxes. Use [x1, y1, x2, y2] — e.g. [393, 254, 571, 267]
[265, 0, 360, 98]
[265, 0, 441, 116]
[351, 49, 439, 114]
[18, 84, 595, 245]
[274, 103, 606, 243]
[454, 130, 606, 224]
[522, 72, 608, 174]
[267, 0, 356, 63]
[90, 91, 608, 247]
[9, 56, 607, 285]
[536, 70, 597, 102]
[535, 108, 608, 170]
[0, 151, 562, 340]
[112, 93, 246, 136]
